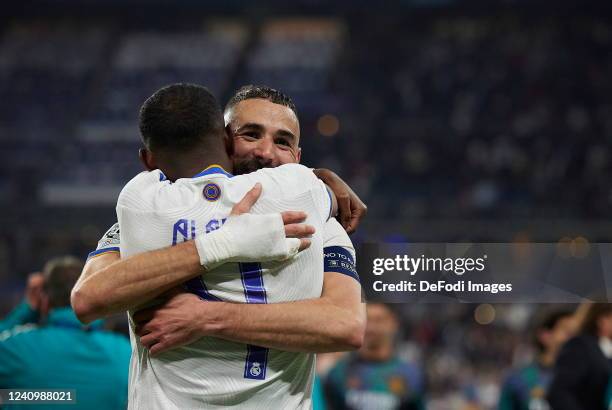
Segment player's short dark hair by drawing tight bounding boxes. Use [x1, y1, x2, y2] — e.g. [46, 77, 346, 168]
[225, 84, 297, 116]
[139, 83, 225, 152]
[533, 308, 574, 352]
[43, 256, 84, 309]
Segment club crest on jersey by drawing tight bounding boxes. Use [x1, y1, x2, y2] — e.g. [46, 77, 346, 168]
[249, 362, 262, 377]
[203, 183, 221, 201]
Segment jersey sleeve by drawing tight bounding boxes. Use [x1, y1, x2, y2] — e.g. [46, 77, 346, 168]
[323, 219, 358, 282]
[245, 164, 333, 225]
[87, 223, 121, 260]
[116, 170, 202, 258]
[116, 170, 201, 213]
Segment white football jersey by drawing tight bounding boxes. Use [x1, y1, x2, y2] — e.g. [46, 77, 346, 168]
[117, 164, 332, 410]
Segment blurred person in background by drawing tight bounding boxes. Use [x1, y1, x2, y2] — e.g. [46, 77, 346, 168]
[547, 303, 612, 410]
[0, 272, 44, 332]
[498, 309, 575, 410]
[324, 303, 425, 410]
[316, 352, 348, 410]
[0, 256, 131, 409]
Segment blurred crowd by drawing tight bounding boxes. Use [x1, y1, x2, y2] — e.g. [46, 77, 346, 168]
[336, 15, 612, 220]
[3, 13, 611, 216]
[1, 10, 612, 279]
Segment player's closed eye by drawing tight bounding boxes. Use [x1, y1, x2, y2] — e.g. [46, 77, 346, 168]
[275, 139, 291, 149]
[240, 132, 260, 140]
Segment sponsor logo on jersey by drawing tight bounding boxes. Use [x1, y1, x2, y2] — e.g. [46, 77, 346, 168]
[203, 183, 221, 201]
[98, 223, 121, 249]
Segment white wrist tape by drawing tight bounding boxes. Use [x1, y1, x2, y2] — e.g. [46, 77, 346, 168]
[195, 213, 301, 270]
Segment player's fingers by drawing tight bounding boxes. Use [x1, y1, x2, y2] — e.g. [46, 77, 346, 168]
[135, 320, 155, 337]
[284, 223, 315, 238]
[298, 238, 311, 252]
[347, 205, 367, 234]
[337, 195, 351, 229]
[348, 200, 368, 232]
[149, 336, 179, 356]
[139, 332, 158, 348]
[281, 211, 307, 225]
[230, 183, 262, 216]
[149, 342, 166, 356]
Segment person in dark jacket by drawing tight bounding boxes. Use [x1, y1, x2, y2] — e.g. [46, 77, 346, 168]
[547, 303, 612, 410]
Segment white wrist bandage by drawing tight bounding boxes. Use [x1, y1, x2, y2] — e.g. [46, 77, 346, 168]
[194, 213, 301, 270]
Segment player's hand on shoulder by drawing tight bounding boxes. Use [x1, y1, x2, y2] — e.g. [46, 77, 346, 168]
[313, 168, 367, 234]
[195, 183, 315, 269]
[230, 182, 314, 251]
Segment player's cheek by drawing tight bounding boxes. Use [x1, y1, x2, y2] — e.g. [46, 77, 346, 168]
[232, 138, 255, 158]
[277, 148, 299, 165]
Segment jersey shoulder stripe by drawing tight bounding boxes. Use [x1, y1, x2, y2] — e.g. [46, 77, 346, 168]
[87, 247, 120, 260]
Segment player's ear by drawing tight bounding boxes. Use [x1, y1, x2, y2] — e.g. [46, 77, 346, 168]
[139, 148, 156, 171]
[224, 126, 235, 156]
[296, 147, 301, 163]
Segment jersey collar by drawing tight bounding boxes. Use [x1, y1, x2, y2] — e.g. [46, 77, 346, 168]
[192, 164, 233, 178]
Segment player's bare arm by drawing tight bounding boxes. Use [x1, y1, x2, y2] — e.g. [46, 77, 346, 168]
[134, 270, 365, 355]
[72, 167, 350, 323]
[313, 168, 367, 234]
[71, 184, 314, 323]
[71, 167, 359, 301]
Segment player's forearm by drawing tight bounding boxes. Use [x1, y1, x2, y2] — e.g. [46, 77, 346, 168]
[207, 272, 365, 352]
[72, 241, 203, 323]
[207, 299, 364, 353]
[73, 209, 306, 324]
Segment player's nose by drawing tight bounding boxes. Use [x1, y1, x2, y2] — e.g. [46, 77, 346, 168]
[255, 136, 276, 160]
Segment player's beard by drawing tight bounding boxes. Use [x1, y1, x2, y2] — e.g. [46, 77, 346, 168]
[233, 157, 274, 175]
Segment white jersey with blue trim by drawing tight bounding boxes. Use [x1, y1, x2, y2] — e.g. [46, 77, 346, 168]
[92, 218, 355, 265]
[117, 163, 331, 410]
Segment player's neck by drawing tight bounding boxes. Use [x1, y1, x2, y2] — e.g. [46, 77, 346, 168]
[159, 149, 233, 181]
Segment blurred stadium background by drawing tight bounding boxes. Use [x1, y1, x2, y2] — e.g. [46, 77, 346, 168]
[1, 0, 611, 408]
